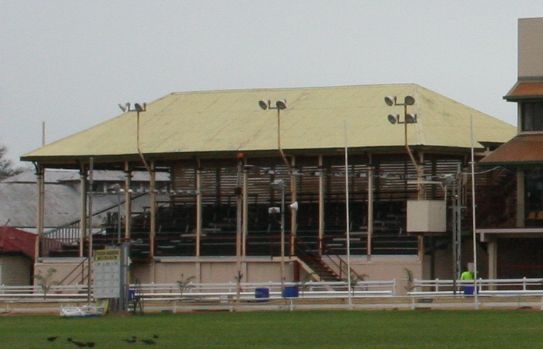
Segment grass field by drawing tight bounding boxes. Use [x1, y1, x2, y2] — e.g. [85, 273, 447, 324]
[1, 310, 543, 348]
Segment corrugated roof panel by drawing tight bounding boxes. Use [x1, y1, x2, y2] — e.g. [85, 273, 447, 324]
[22, 84, 516, 162]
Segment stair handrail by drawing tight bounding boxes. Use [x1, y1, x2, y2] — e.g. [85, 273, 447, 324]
[57, 258, 88, 286]
[43, 192, 148, 238]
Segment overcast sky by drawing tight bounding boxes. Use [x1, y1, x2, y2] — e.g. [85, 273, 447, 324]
[1, 1, 542, 165]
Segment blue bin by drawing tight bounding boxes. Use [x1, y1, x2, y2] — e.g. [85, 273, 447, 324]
[464, 285, 474, 295]
[282, 286, 299, 298]
[255, 288, 270, 300]
[128, 289, 136, 301]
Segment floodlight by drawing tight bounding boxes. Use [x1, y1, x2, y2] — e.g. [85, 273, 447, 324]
[384, 96, 395, 106]
[134, 103, 144, 112]
[275, 99, 287, 110]
[387, 114, 398, 124]
[268, 207, 280, 214]
[404, 95, 416, 106]
[405, 113, 417, 124]
[289, 201, 299, 210]
[258, 100, 269, 110]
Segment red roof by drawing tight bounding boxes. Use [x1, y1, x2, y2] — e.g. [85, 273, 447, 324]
[0, 227, 36, 259]
[504, 81, 543, 101]
[481, 134, 543, 165]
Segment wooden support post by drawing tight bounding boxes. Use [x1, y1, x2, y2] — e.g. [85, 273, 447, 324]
[516, 169, 525, 228]
[488, 239, 498, 282]
[236, 160, 242, 259]
[318, 155, 325, 255]
[290, 156, 297, 256]
[35, 165, 45, 261]
[124, 162, 132, 241]
[242, 161, 248, 257]
[149, 161, 156, 258]
[79, 166, 87, 258]
[196, 163, 202, 257]
[417, 152, 425, 261]
[367, 165, 374, 261]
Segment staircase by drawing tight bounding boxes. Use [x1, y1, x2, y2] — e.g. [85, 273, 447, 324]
[295, 245, 341, 282]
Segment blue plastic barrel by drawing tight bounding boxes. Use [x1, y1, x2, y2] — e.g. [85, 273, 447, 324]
[282, 286, 299, 298]
[464, 285, 474, 295]
[255, 288, 270, 300]
[128, 289, 136, 301]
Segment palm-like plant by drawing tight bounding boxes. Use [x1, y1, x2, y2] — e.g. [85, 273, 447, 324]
[34, 268, 59, 300]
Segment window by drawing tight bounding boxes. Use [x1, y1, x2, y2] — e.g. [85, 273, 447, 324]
[525, 168, 543, 226]
[521, 101, 543, 132]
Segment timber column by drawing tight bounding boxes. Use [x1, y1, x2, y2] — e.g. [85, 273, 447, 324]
[35, 165, 45, 261]
[79, 165, 87, 257]
[149, 161, 156, 258]
[318, 156, 325, 255]
[367, 165, 374, 261]
[195, 163, 202, 257]
[290, 156, 297, 256]
[124, 162, 132, 241]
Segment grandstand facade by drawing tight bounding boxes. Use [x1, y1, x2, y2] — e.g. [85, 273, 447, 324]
[22, 83, 515, 288]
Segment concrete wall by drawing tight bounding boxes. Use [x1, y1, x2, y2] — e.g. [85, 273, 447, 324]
[323, 255, 422, 295]
[34, 258, 87, 285]
[519, 18, 543, 78]
[0, 255, 32, 285]
[132, 257, 295, 285]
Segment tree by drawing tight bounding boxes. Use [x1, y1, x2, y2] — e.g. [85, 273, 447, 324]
[0, 145, 22, 181]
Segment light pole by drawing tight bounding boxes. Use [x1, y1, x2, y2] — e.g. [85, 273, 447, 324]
[118, 103, 151, 173]
[259, 99, 295, 289]
[109, 184, 123, 245]
[270, 179, 286, 290]
[384, 95, 423, 197]
[118, 102, 149, 312]
[258, 99, 290, 170]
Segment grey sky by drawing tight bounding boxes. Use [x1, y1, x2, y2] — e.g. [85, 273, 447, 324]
[1, 1, 541, 164]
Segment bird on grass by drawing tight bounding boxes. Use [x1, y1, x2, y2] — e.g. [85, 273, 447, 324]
[152, 334, 159, 339]
[123, 336, 137, 344]
[71, 340, 88, 348]
[46, 336, 58, 342]
[66, 338, 89, 348]
[141, 338, 156, 345]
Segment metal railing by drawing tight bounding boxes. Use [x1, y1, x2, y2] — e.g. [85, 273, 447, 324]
[408, 277, 543, 296]
[0, 280, 395, 303]
[4, 278, 543, 304]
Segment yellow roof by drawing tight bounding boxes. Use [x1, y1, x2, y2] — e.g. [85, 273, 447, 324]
[22, 84, 516, 163]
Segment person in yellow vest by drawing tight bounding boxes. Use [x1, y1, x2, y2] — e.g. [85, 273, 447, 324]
[460, 268, 475, 295]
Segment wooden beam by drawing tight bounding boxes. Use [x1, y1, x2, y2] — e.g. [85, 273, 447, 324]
[367, 163, 374, 261]
[290, 156, 297, 256]
[196, 161, 202, 257]
[242, 160, 248, 257]
[124, 161, 132, 241]
[149, 161, 156, 258]
[318, 155, 325, 255]
[79, 165, 87, 258]
[35, 165, 44, 261]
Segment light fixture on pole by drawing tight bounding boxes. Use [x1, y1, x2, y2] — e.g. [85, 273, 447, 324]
[384, 95, 422, 196]
[270, 179, 286, 291]
[259, 99, 295, 289]
[258, 99, 289, 170]
[117, 102, 149, 312]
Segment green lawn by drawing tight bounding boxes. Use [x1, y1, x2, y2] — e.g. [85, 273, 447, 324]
[1, 310, 542, 348]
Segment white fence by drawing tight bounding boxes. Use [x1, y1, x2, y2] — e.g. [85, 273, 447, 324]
[2, 278, 543, 304]
[408, 278, 543, 296]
